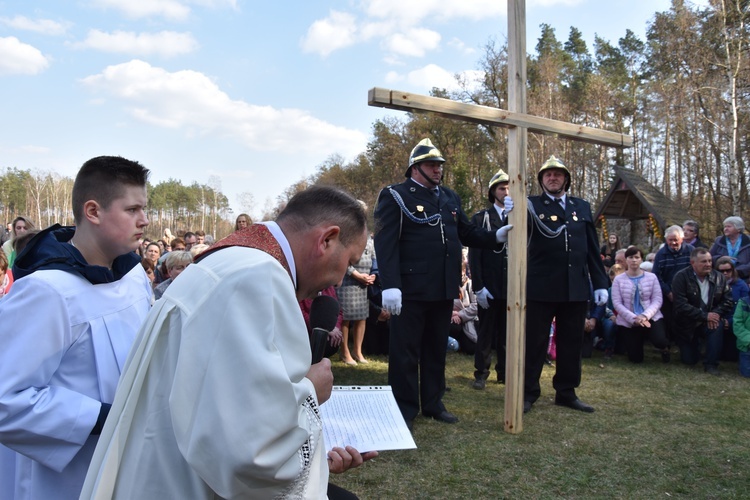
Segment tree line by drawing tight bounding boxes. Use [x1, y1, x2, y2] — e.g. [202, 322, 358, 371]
[0, 167, 232, 239]
[3, 1, 748, 241]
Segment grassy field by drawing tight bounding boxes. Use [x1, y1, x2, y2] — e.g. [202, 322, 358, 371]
[328, 348, 750, 499]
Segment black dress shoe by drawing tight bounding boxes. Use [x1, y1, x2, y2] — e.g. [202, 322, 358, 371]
[471, 378, 486, 390]
[426, 410, 459, 424]
[523, 401, 533, 414]
[554, 397, 595, 413]
[405, 419, 414, 432]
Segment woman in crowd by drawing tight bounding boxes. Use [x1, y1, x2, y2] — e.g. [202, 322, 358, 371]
[144, 242, 164, 283]
[0, 252, 12, 297]
[235, 213, 252, 231]
[153, 250, 193, 300]
[337, 219, 376, 365]
[710, 216, 750, 281]
[600, 233, 620, 261]
[715, 256, 749, 362]
[450, 262, 478, 354]
[1, 216, 34, 268]
[611, 246, 671, 363]
[141, 258, 156, 285]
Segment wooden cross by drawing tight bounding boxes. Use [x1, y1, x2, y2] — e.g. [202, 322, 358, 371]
[368, 0, 632, 434]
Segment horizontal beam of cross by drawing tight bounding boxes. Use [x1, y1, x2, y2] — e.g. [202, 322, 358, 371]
[368, 87, 633, 149]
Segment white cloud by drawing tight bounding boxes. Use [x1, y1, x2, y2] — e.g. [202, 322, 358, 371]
[0, 16, 70, 36]
[364, 0, 505, 22]
[382, 28, 440, 58]
[80, 60, 367, 156]
[88, 0, 237, 21]
[90, 0, 191, 21]
[392, 64, 485, 92]
[384, 70, 403, 85]
[404, 64, 456, 90]
[529, 0, 583, 6]
[302, 0, 592, 59]
[300, 11, 358, 57]
[0, 37, 49, 76]
[71, 30, 198, 57]
[448, 37, 475, 56]
[303, 0, 505, 59]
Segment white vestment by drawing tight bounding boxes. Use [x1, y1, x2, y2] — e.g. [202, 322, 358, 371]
[0, 265, 151, 500]
[81, 244, 328, 499]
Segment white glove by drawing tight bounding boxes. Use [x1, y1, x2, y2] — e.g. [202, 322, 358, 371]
[495, 224, 514, 243]
[594, 288, 608, 306]
[475, 287, 494, 309]
[503, 195, 514, 214]
[382, 288, 402, 315]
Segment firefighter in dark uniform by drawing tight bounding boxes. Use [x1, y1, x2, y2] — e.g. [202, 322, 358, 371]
[524, 155, 609, 414]
[469, 168, 511, 390]
[374, 139, 512, 429]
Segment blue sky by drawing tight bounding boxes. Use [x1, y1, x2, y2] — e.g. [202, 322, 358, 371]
[0, 0, 702, 220]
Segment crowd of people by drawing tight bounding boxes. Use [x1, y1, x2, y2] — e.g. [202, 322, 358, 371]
[590, 218, 750, 377]
[1, 144, 748, 499]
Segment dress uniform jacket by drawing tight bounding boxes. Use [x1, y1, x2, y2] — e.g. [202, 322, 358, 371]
[468, 207, 508, 300]
[374, 179, 498, 300]
[527, 194, 608, 301]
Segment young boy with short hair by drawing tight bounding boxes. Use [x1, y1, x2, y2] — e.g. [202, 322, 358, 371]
[0, 156, 153, 499]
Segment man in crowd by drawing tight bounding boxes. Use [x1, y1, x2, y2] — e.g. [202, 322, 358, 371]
[0, 156, 152, 499]
[682, 220, 708, 249]
[523, 155, 609, 414]
[183, 231, 197, 250]
[81, 186, 376, 499]
[652, 225, 694, 341]
[469, 168, 511, 389]
[374, 138, 512, 430]
[671, 247, 734, 375]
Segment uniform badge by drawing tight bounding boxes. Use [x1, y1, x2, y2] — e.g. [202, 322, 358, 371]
[572, 211, 578, 221]
[550, 215, 558, 221]
[416, 205, 424, 212]
[410, 187, 416, 192]
[540, 214, 545, 219]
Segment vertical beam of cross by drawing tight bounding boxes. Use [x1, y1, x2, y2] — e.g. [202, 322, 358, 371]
[504, 0, 528, 434]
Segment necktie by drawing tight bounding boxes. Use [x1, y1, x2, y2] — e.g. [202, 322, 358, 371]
[433, 188, 440, 198]
[557, 198, 564, 210]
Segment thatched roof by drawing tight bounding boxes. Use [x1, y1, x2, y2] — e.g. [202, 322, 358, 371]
[594, 166, 694, 231]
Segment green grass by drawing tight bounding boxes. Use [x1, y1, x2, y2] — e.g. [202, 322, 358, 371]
[328, 349, 750, 499]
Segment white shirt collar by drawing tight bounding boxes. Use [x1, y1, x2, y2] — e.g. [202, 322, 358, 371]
[260, 221, 296, 289]
[548, 194, 566, 205]
[493, 203, 504, 218]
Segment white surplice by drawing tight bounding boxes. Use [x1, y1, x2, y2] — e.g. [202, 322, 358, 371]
[81, 244, 328, 499]
[0, 265, 151, 500]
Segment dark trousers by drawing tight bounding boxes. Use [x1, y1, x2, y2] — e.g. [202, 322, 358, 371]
[619, 318, 669, 363]
[661, 298, 677, 342]
[525, 300, 587, 403]
[388, 299, 452, 421]
[474, 297, 507, 382]
[678, 325, 723, 368]
[328, 483, 358, 500]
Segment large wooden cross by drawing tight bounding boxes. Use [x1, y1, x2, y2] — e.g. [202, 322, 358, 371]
[368, 0, 632, 434]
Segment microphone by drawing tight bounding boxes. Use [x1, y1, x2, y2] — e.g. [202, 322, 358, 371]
[309, 294, 340, 363]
